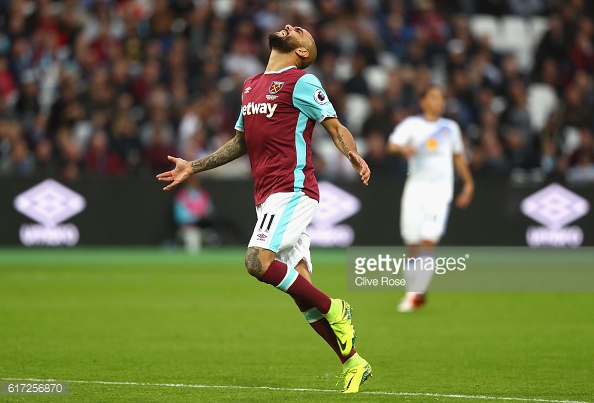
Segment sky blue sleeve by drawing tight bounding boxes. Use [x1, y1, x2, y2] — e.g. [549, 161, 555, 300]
[235, 110, 244, 132]
[292, 74, 337, 122]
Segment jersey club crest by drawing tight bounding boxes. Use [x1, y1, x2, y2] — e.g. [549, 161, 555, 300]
[269, 81, 284, 94]
[425, 137, 439, 151]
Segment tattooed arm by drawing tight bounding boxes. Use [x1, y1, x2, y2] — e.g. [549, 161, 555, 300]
[321, 117, 370, 185]
[190, 130, 247, 173]
[156, 130, 247, 191]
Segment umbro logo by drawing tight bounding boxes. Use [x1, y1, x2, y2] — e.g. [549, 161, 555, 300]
[521, 183, 589, 229]
[309, 181, 360, 247]
[521, 183, 590, 247]
[13, 178, 86, 246]
[14, 179, 86, 226]
[244, 87, 252, 93]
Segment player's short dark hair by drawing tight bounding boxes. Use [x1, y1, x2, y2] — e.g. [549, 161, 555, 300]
[418, 85, 442, 100]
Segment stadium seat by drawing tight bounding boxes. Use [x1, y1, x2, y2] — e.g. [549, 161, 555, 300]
[470, 16, 548, 73]
[469, 15, 499, 46]
[529, 16, 549, 46]
[312, 136, 361, 179]
[562, 126, 582, 156]
[378, 51, 399, 69]
[344, 94, 371, 137]
[334, 55, 353, 82]
[363, 65, 388, 94]
[491, 96, 507, 115]
[212, 0, 234, 18]
[355, 137, 368, 157]
[527, 83, 559, 132]
[499, 16, 533, 71]
[500, 16, 529, 50]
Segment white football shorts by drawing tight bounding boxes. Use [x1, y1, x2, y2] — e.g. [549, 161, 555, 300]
[400, 186, 451, 245]
[248, 192, 318, 272]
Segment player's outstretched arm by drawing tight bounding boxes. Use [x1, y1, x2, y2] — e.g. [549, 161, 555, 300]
[156, 130, 247, 191]
[321, 117, 370, 185]
[387, 143, 416, 159]
[453, 153, 474, 208]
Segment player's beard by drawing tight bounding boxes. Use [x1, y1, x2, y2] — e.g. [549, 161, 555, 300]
[268, 32, 300, 53]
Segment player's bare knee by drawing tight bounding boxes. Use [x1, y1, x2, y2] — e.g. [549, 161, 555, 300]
[294, 259, 311, 282]
[244, 247, 270, 278]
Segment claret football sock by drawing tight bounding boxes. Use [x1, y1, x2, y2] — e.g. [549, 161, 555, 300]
[259, 260, 332, 314]
[296, 300, 355, 364]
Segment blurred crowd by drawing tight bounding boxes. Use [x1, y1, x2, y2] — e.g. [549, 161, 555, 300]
[1, 0, 594, 185]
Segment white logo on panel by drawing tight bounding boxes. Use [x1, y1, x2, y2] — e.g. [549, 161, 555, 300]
[520, 183, 589, 247]
[309, 181, 361, 247]
[13, 179, 87, 246]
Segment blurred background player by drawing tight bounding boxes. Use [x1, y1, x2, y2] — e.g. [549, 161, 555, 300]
[388, 86, 474, 312]
[157, 24, 372, 393]
[173, 175, 217, 254]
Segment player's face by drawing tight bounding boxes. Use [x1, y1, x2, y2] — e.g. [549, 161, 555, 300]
[268, 25, 302, 53]
[273, 24, 312, 42]
[269, 24, 317, 67]
[421, 88, 445, 116]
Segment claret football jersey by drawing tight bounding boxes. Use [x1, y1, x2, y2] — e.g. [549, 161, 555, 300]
[235, 66, 337, 205]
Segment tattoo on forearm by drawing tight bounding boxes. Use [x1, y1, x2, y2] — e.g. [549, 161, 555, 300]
[245, 247, 263, 278]
[191, 134, 247, 174]
[336, 134, 351, 156]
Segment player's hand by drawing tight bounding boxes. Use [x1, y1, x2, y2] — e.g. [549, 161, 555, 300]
[400, 146, 416, 159]
[348, 151, 370, 186]
[155, 156, 194, 191]
[455, 182, 474, 209]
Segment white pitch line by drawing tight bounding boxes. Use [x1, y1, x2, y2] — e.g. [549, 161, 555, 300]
[1, 378, 591, 403]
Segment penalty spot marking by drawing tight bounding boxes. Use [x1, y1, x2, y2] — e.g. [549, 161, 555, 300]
[1, 378, 590, 403]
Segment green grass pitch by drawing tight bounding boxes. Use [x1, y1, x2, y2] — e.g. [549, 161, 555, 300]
[0, 248, 593, 402]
